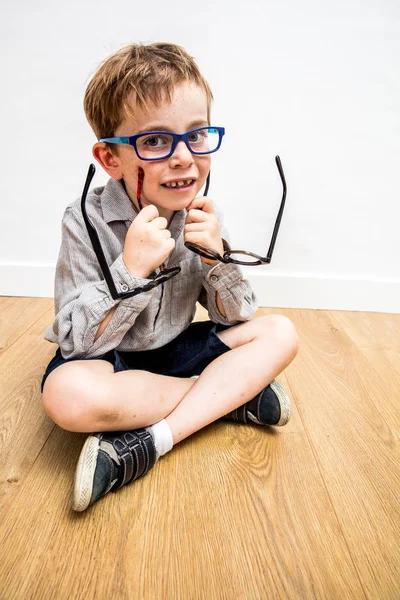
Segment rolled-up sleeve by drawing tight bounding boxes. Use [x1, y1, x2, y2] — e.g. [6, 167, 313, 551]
[201, 261, 258, 324]
[45, 207, 155, 359]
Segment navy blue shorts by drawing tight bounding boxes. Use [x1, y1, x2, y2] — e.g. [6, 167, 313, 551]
[41, 321, 232, 393]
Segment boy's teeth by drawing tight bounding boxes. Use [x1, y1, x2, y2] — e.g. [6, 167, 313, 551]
[165, 179, 193, 188]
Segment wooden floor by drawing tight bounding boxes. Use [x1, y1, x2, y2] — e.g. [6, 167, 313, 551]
[0, 297, 399, 600]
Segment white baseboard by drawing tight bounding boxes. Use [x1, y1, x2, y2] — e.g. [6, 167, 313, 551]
[1, 262, 399, 314]
[0, 262, 56, 299]
[246, 269, 400, 314]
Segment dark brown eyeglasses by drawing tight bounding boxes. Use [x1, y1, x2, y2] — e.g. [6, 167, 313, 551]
[184, 156, 287, 265]
[81, 155, 286, 300]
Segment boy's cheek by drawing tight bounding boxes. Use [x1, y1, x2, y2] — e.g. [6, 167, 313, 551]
[196, 177, 207, 196]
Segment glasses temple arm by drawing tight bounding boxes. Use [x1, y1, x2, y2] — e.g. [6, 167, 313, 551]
[204, 171, 211, 196]
[81, 164, 120, 300]
[266, 155, 287, 262]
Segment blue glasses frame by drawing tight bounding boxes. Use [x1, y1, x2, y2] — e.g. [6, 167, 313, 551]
[100, 126, 225, 161]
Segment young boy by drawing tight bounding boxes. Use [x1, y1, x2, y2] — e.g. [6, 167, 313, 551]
[41, 43, 299, 512]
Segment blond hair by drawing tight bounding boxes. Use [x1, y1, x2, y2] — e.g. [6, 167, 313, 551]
[84, 42, 213, 142]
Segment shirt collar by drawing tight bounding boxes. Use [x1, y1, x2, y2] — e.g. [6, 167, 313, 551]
[100, 178, 138, 224]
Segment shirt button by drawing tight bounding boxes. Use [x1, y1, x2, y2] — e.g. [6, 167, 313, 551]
[121, 284, 129, 292]
[210, 275, 218, 283]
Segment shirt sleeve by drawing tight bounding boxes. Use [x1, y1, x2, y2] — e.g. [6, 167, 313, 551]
[198, 206, 258, 324]
[44, 206, 156, 359]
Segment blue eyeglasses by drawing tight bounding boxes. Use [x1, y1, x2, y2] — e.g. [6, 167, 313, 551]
[100, 126, 225, 161]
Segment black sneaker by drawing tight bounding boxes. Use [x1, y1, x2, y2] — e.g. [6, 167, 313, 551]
[221, 380, 291, 426]
[72, 429, 157, 512]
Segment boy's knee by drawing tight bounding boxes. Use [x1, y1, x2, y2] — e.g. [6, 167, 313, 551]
[259, 314, 300, 358]
[41, 363, 116, 432]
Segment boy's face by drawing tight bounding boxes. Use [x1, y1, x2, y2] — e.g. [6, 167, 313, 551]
[95, 82, 211, 221]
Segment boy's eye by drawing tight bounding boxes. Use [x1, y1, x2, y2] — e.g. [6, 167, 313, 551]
[188, 129, 207, 143]
[140, 134, 170, 148]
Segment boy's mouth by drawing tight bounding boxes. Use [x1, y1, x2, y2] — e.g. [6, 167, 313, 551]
[161, 178, 195, 190]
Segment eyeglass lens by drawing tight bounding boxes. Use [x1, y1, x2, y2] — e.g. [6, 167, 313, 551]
[224, 252, 262, 265]
[136, 127, 220, 159]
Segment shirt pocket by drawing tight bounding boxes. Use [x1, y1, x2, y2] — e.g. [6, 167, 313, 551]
[170, 258, 203, 326]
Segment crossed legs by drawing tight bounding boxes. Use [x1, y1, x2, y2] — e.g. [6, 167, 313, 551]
[42, 315, 299, 445]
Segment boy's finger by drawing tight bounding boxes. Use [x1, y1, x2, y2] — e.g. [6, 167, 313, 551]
[186, 196, 215, 214]
[149, 216, 169, 230]
[184, 222, 207, 233]
[134, 204, 159, 223]
[187, 208, 213, 223]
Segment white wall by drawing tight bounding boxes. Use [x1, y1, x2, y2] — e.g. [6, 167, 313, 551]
[1, 0, 399, 312]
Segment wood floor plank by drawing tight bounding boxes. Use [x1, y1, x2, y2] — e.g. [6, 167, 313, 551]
[0, 296, 53, 356]
[384, 350, 400, 377]
[0, 418, 364, 599]
[273, 308, 400, 599]
[332, 310, 400, 351]
[328, 314, 400, 434]
[348, 347, 400, 433]
[0, 308, 56, 508]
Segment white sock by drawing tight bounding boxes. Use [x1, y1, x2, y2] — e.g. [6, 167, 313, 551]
[147, 419, 174, 460]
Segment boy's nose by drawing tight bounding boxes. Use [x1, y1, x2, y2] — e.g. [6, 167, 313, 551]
[169, 140, 194, 167]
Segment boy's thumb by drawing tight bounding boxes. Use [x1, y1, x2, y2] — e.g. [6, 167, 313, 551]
[135, 204, 159, 222]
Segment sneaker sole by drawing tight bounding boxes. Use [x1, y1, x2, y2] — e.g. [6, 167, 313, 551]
[72, 435, 100, 512]
[270, 380, 291, 426]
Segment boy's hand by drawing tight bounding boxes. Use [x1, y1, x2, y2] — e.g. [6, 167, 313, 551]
[122, 205, 175, 278]
[184, 197, 224, 265]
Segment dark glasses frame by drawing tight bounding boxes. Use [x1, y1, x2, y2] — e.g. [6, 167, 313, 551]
[80, 155, 286, 301]
[184, 156, 286, 265]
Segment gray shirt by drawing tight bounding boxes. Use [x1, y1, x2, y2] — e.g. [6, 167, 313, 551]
[44, 177, 258, 359]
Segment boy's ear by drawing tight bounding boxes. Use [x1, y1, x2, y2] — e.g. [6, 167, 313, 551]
[92, 142, 122, 179]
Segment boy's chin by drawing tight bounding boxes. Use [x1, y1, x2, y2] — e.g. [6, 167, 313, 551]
[160, 189, 197, 205]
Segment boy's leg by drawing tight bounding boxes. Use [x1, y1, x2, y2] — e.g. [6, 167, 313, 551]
[43, 315, 298, 510]
[43, 315, 297, 437]
[42, 363, 196, 433]
[165, 315, 298, 443]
